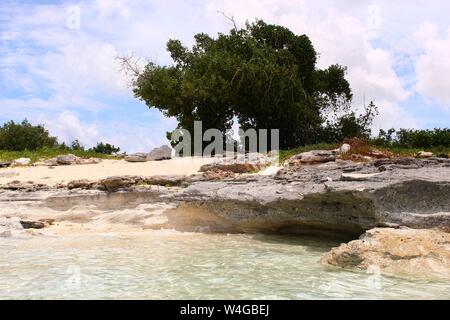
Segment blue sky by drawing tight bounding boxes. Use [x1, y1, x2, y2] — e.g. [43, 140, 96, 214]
[1, 0, 449, 152]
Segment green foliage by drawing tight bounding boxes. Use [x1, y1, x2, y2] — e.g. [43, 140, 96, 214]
[321, 101, 378, 143]
[133, 20, 357, 149]
[90, 142, 120, 155]
[70, 139, 84, 151]
[0, 119, 58, 151]
[0, 148, 117, 164]
[372, 128, 450, 148]
[0, 120, 122, 163]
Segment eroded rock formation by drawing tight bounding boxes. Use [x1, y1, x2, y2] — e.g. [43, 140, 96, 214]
[321, 228, 450, 279]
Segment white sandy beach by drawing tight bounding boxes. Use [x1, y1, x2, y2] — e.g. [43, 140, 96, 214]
[0, 157, 218, 185]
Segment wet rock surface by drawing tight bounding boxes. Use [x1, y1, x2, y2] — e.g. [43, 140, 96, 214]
[321, 228, 450, 279]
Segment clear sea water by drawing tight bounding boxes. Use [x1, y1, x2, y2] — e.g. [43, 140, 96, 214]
[1, 230, 449, 299]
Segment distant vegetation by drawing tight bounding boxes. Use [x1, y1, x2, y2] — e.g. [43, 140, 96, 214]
[0, 119, 120, 162]
[0, 119, 57, 151]
[372, 128, 450, 149]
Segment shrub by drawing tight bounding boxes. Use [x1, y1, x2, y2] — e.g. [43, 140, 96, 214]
[373, 128, 450, 148]
[0, 119, 58, 151]
[91, 142, 120, 155]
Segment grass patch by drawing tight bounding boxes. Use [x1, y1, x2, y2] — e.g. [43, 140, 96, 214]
[0, 148, 118, 164]
[280, 142, 450, 163]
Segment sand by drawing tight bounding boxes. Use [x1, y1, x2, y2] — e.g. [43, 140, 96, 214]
[0, 157, 217, 186]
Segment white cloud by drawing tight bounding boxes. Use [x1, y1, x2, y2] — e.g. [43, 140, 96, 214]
[206, 0, 413, 128]
[34, 110, 176, 153]
[39, 111, 101, 147]
[1, 0, 449, 153]
[415, 24, 450, 108]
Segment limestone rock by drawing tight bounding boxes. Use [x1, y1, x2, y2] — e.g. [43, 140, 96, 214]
[56, 154, 78, 165]
[199, 153, 272, 173]
[125, 153, 148, 162]
[199, 162, 263, 174]
[288, 150, 337, 165]
[321, 228, 450, 279]
[20, 220, 46, 229]
[173, 159, 450, 234]
[418, 151, 433, 158]
[13, 157, 31, 166]
[143, 175, 187, 187]
[1, 181, 48, 192]
[0, 161, 12, 168]
[36, 154, 101, 166]
[202, 170, 236, 180]
[100, 176, 141, 191]
[147, 145, 172, 161]
[339, 143, 351, 154]
[67, 179, 95, 190]
[340, 173, 381, 181]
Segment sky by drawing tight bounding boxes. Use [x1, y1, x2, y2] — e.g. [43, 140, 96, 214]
[0, 0, 449, 152]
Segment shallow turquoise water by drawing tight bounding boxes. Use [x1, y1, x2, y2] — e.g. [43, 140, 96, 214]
[0, 230, 449, 299]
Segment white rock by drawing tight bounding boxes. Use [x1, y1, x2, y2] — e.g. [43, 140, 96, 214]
[339, 143, 351, 154]
[147, 145, 173, 161]
[124, 153, 148, 162]
[418, 151, 433, 158]
[14, 157, 31, 166]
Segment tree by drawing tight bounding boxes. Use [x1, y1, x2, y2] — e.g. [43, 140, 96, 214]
[91, 142, 120, 155]
[70, 139, 84, 150]
[131, 20, 355, 149]
[0, 119, 58, 151]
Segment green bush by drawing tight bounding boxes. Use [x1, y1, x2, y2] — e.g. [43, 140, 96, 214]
[0, 119, 58, 151]
[90, 142, 120, 155]
[372, 128, 450, 148]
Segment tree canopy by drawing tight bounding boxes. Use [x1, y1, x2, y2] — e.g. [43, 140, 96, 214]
[132, 20, 370, 149]
[0, 119, 58, 151]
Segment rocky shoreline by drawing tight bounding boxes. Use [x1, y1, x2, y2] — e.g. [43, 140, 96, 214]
[1, 151, 449, 279]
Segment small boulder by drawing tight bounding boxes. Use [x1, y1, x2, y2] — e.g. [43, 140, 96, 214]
[321, 228, 450, 279]
[67, 179, 94, 190]
[0, 161, 12, 168]
[56, 154, 78, 165]
[13, 157, 31, 166]
[288, 150, 337, 165]
[339, 143, 351, 154]
[20, 220, 46, 229]
[124, 153, 148, 162]
[147, 145, 172, 161]
[418, 151, 433, 158]
[100, 176, 140, 191]
[143, 175, 187, 186]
